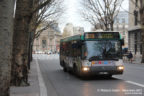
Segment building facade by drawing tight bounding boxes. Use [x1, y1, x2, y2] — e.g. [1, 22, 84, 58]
[73, 26, 84, 35]
[33, 23, 62, 53]
[62, 23, 84, 38]
[128, 0, 142, 63]
[62, 23, 74, 38]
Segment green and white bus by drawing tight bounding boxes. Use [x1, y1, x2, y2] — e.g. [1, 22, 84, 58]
[60, 32, 124, 77]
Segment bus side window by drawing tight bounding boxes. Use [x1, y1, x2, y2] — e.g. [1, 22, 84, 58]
[82, 45, 87, 59]
[66, 42, 69, 56]
[60, 43, 63, 55]
[78, 43, 82, 57]
[69, 42, 73, 57]
[76, 41, 81, 57]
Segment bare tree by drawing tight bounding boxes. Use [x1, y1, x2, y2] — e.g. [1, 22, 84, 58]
[12, 0, 33, 86]
[28, 0, 64, 62]
[81, 0, 124, 31]
[11, 0, 64, 86]
[33, 0, 64, 39]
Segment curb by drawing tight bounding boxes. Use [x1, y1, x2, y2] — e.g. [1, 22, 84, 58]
[36, 59, 48, 96]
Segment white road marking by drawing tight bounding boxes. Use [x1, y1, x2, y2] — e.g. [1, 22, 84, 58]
[125, 81, 144, 88]
[36, 59, 48, 96]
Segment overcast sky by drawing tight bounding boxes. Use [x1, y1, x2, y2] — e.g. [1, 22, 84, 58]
[59, 0, 129, 32]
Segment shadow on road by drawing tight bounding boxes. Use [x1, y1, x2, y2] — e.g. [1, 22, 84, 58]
[79, 76, 120, 81]
[55, 69, 122, 81]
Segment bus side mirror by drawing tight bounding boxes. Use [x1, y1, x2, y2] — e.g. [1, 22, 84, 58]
[121, 39, 124, 46]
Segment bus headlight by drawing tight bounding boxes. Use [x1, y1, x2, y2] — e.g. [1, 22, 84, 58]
[82, 67, 90, 72]
[117, 66, 124, 70]
[82, 60, 91, 66]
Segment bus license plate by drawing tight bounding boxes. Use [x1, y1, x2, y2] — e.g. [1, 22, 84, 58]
[99, 72, 108, 74]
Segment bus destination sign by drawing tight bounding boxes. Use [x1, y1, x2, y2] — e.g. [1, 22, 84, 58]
[85, 32, 120, 39]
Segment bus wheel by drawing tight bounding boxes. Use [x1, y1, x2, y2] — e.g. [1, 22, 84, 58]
[73, 64, 78, 75]
[63, 67, 67, 72]
[63, 63, 67, 72]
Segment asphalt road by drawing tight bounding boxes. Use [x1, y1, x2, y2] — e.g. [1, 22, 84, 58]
[33, 54, 144, 96]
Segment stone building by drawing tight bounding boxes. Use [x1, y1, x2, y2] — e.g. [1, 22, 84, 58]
[62, 23, 74, 38]
[33, 23, 62, 53]
[128, 0, 142, 63]
[62, 23, 84, 38]
[73, 26, 84, 35]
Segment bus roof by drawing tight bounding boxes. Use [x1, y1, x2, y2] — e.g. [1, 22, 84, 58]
[60, 31, 121, 43]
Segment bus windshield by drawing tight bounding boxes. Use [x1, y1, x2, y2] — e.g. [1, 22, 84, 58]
[83, 40, 122, 61]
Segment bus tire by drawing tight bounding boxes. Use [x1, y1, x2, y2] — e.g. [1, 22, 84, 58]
[63, 62, 67, 72]
[60, 61, 63, 66]
[73, 64, 78, 76]
[63, 67, 67, 72]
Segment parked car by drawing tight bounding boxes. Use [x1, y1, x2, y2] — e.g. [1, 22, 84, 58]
[47, 51, 52, 55]
[35, 51, 45, 54]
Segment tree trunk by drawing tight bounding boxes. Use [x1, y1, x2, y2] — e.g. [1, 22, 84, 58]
[110, 22, 114, 31]
[28, 0, 39, 62]
[30, 44, 33, 61]
[11, 0, 32, 86]
[0, 0, 14, 95]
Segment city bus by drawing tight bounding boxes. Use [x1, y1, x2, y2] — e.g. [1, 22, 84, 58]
[60, 32, 124, 77]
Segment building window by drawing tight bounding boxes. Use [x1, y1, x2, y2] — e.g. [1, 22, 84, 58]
[140, 44, 142, 54]
[135, 0, 138, 7]
[123, 24, 125, 31]
[122, 18, 125, 24]
[141, 0, 144, 8]
[134, 10, 138, 25]
[134, 33, 137, 54]
[42, 40, 47, 48]
[116, 18, 119, 23]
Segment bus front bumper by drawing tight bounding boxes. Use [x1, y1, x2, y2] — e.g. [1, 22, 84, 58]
[80, 66, 124, 76]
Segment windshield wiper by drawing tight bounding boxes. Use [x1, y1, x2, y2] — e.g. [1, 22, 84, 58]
[101, 57, 119, 60]
[89, 56, 100, 61]
[89, 56, 119, 61]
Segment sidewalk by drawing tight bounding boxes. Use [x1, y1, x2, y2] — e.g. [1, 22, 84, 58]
[10, 60, 40, 96]
[123, 59, 144, 65]
[124, 60, 144, 66]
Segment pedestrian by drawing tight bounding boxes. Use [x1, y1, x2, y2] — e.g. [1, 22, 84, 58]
[127, 51, 133, 63]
